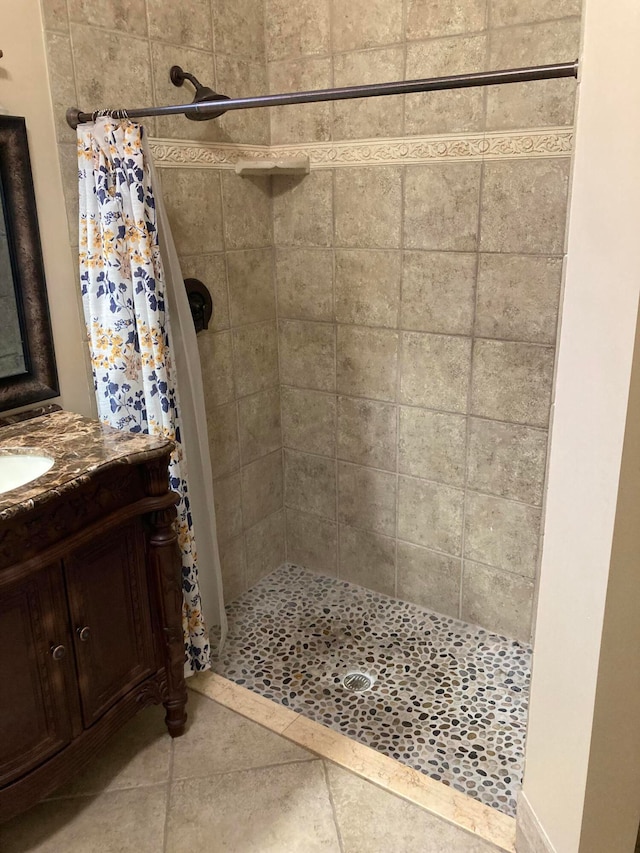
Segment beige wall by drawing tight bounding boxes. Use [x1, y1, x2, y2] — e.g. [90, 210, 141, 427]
[520, 0, 640, 849]
[266, 0, 580, 640]
[0, 0, 92, 417]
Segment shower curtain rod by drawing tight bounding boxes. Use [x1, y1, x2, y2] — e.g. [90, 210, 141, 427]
[66, 60, 578, 130]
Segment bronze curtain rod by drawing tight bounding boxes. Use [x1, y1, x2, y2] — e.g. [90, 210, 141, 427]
[66, 60, 578, 130]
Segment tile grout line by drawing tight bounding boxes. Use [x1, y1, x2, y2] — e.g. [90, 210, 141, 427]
[162, 736, 176, 853]
[459, 124, 489, 618]
[218, 171, 249, 594]
[321, 760, 346, 853]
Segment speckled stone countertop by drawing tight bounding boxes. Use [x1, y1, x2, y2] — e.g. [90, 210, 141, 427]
[0, 410, 172, 522]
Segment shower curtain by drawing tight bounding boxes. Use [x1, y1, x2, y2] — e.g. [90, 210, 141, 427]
[76, 117, 227, 674]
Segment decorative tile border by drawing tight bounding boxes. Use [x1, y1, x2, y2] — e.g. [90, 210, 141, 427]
[150, 127, 572, 170]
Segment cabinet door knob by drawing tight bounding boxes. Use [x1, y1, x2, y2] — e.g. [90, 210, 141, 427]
[77, 626, 91, 642]
[50, 644, 66, 661]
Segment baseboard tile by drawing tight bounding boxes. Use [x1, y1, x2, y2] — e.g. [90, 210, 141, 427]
[516, 792, 557, 853]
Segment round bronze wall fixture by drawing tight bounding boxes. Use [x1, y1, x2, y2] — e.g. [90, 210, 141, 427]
[184, 278, 212, 333]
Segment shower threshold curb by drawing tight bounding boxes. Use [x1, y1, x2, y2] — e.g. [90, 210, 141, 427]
[188, 670, 516, 853]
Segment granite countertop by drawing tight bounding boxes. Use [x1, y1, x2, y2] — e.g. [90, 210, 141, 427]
[0, 410, 173, 521]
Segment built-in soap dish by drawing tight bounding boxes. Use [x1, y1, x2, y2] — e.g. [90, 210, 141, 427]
[235, 157, 310, 177]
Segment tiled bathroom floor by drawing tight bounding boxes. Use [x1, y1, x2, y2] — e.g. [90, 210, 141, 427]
[212, 564, 531, 817]
[0, 692, 504, 853]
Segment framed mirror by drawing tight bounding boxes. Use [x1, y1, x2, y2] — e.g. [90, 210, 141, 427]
[0, 115, 58, 411]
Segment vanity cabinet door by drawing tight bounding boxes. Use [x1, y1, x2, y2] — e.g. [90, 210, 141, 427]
[0, 563, 78, 788]
[64, 519, 156, 727]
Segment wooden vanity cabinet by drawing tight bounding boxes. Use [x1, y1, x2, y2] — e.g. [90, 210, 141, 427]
[0, 449, 188, 823]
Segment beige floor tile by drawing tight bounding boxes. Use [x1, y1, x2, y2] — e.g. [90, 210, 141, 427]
[47, 705, 171, 798]
[172, 690, 311, 780]
[326, 763, 502, 853]
[166, 760, 341, 852]
[0, 786, 167, 853]
[282, 715, 515, 852]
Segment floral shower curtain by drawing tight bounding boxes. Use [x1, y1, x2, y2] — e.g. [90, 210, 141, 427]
[77, 117, 225, 674]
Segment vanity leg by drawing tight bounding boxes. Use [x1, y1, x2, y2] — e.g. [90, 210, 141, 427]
[148, 504, 188, 738]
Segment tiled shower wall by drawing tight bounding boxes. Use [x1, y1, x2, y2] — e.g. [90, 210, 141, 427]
[267, 0, 581, 643]
[41, 0, 286, 601]
[42, 0, 582, 641]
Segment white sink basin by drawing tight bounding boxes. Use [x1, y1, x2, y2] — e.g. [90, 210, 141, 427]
[0, 450, 55, 495]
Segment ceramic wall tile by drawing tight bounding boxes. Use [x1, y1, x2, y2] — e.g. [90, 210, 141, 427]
[338, 524, 396, 597]
[462, 561, 534, 643]
[332, 0, 404, 51]
[281, 387, 336, 457]
[238, 387, 282, 464]
[246, 509, 285, 586]
[284, 448, 337, 519]
[227, 249, 276, 327]
[398, 476, 465, 555]
[471, 340, 554, 427]
[475, 254, 562, 344]
[404, 163, 482, 252]
[216, 57, 270, 145]
[480, 159, 570, 254]
[213, 472, 243, 544]
[219, 535, 247, 601]
[232, 322, 279, 398]
[198, 330, 235, 407]
[464, 492, 541, 578]
[213, 0, 265, 62]
[275, 248, 334, 322]
[241, 449, 284, 528]
[338, 461, 397, 537]
[400, 332, 472, 413]
[337, 326, 399, 402]
[337, 396, 398, 471]
[160, 168, 223, 255]
[147, 0, 212, 50]
[335, 167, 403, 249]
[42, 0, 69, 32]
[221, 173, 272, 249]
[398, 407, 467, 487]
[279, 319, 336, 392]
[273, 172, 334, 247]
[490, 0, 581, 26]
[486, 19, 580, 130]
[45, 33, 78, 143]
[269, 56, 332, 144]
[400, 251, 477, 336]
[68, 0, 147, 34]
[333, 48, 405, 140]
[406, 0, 487, 40]
[335, 250, 401, 328]
[207, 402, 240, 479]
[286, 508, 338, 574]
[396, 541, 462, 619]
[266, 0, 331, 60]
[405, 34, 487, 136]
[467, 418, 548, 505]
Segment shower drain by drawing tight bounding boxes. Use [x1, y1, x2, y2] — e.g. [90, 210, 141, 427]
[342, 671, 375, 692]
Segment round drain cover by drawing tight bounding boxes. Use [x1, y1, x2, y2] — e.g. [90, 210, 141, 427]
[342, 671, 375, 692]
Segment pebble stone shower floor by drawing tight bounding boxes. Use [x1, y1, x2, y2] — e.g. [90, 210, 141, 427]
[211, 563, 531, 817]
